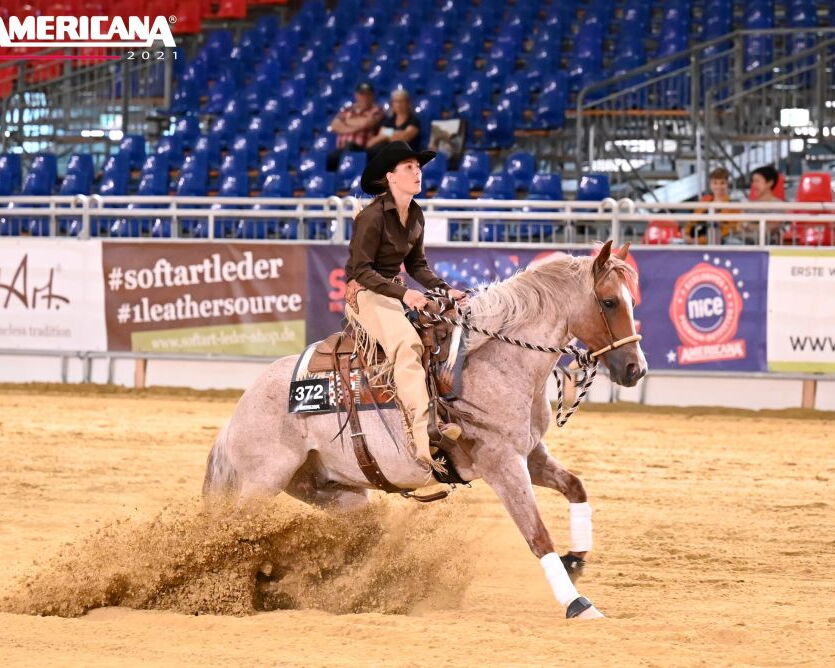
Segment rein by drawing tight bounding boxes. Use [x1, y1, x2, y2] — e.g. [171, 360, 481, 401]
[414, 288, 642, 428]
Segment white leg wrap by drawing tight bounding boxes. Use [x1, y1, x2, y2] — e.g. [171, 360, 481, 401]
[569, 502, 593, 552]
[540, 552, 579, 607]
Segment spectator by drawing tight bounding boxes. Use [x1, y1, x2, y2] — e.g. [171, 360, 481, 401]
[750, 165, 784, 243]
[750, 165, 783, 203]
[327, 82, 384, 171]
[366, 89, 421, 159]
[685, 166, 740, 244]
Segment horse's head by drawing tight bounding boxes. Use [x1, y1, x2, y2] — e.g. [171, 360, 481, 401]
[571, 241, 648, 387]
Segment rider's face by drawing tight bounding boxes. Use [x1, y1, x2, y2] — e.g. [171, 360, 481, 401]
[387, 158, 422, 197]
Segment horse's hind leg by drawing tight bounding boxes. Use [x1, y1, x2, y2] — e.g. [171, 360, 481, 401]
[285, 452, 370, 509]
[527, 441, 592, 581]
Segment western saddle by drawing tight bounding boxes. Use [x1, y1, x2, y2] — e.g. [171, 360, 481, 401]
[306, 298, 465, 498]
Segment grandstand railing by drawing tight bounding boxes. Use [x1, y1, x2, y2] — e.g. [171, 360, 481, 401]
[0, 47, 171, 159]
[1, 196, 833, 247]
[704, 37, 835, 183]
[576, 28, 835, 195]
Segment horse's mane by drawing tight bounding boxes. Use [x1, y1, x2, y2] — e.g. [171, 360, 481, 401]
[466, 251, 638, 351]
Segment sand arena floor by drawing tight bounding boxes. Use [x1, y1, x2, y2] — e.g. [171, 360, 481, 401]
[0, 385, 833, 667]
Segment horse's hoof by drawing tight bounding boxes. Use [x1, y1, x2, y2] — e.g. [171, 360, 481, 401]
[560, 553, 585, 583]
[576, 605, 605, 619]
[566, 596, 604, 619]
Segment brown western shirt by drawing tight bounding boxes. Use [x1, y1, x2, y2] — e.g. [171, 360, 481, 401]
[345, 193, 449, 300]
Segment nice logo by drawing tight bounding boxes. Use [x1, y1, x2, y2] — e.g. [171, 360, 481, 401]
[668, 254, 748, 364]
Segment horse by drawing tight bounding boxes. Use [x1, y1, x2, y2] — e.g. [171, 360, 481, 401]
[202, 240, 647, 620]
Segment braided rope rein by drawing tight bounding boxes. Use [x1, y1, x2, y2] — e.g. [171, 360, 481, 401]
[412, 289, 599, 428]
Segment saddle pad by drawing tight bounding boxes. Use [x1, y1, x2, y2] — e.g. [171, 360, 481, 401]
[288, 343, 397, 415]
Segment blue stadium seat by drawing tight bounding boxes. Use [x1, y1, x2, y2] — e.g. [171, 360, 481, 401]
[173, 115, 200, 150]
[528, 173, 564, 200]
[298, 149, 328, 184]
[482, 108, 514, 149]
[577, 173, 611, 201]
[304, 172, 336, 238]
[435, 172, 470, 199]
[261, 171, 293, 197]
[59, 171, 92, 196]
[421, 150, 447, 190]
[259, 151, 290, 186]
[193, 134, 221, 172]
[460, 151, 490, 190]
[304, 171, 335, 197]
[532, 90, 567, 129]
[66, 153, 94, 184]
[231, 134, 259, 170]
[204, 75, 237, 114]
[245, 170, 297, 239]
[119, 135, 146, 170]
[0, 154, 22, 194]
[30, 154, 57, 191]
[505, 152, 535, 191]
[336, 151, 366, 190]
[155, 135, 184, 169]
[480, 173, 514, 199]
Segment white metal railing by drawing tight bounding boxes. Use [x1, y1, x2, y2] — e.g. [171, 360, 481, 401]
[0, 195, 834, 246]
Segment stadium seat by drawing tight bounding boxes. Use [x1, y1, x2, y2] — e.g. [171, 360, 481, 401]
[30, 154, 57, 192]
[336, 151, 366, 191]
[435, 172, 470, 199]
[784, 172, 834, 246]
[0, 154, 22, 194]
[460, 151, 490, 190]
[66, 153, 94, 185]
[480, 173, 514, 199]
[577, 173, 611, 201]
[528, 173, 564, 200]
[119, 135, 146, 170]
[643, 220, 684, 244]
[59, 171, 92, 196]
[505, 152, 536, 192]
[421, 150, 447, 191]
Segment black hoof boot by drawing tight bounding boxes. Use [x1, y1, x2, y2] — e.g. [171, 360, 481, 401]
[560, 553, 586, 583]
[566, 596, 594, 619]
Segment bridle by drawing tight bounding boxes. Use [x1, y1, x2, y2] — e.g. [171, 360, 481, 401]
[589, 265, 642, 359]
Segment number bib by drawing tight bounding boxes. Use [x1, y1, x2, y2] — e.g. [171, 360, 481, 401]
[288, 378, 331, 413]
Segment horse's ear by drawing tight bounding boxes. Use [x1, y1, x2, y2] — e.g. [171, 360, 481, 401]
[615, 241, 631, 261]
[593, 240, 613, 278]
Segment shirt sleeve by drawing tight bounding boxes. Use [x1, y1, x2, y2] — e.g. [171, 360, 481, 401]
[347, 210, 408, 300]
[403, 222, 450, 292]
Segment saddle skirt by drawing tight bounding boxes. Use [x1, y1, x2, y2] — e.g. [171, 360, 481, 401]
[288, 312, 467, 416]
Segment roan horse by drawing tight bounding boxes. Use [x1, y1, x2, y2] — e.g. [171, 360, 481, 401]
[203, 240, 647, 620]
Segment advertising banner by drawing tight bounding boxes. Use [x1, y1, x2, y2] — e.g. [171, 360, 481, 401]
[101, 242, 307, 356]
[0, 239, 106, 351]
[767, 249, 835, 373]
[632, 249, 769, 371]
[306, 245, 545, 343]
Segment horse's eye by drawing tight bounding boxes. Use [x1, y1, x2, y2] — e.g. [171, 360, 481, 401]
[601, 299, 616, 309]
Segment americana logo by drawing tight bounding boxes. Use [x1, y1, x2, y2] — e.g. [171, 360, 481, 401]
[668, 257, 746, 365]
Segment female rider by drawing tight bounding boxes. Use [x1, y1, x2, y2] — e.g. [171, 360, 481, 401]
[344, 140, 466, 468]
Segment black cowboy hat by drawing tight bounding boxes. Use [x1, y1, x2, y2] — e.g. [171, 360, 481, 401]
[360, 141, 436, 195]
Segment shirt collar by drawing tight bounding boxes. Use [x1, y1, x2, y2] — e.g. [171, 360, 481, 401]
[382, 192, 419, 216]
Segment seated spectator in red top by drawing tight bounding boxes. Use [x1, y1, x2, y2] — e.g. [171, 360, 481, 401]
[366, 89, 422, 159]
[327, 82, 384, 171]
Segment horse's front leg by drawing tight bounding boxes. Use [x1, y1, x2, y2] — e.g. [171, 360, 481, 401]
[480, 453, 603, 620]
[527, 441, 592, 582]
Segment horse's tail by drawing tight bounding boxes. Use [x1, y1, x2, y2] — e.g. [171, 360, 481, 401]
[202, 423, 239, 497]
